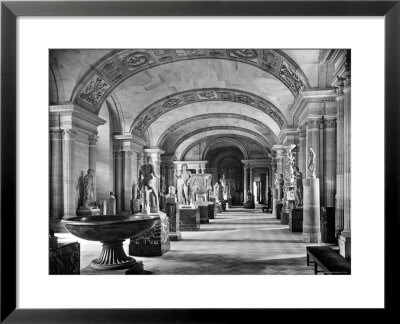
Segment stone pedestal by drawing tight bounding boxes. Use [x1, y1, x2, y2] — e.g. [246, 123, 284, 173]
[221, 200, 227, 211]
[107, 197, 116, 215]
[276, 203, 283, 220]
[321, 207, 336, 243]
[207, 202, 215, 219]
[179, 207, 200, 231]
[129, 212, 170, 256]
[76, 206, 101, 216]
[131, 198, 141, 215]
[302, 178, 321, 243]
[197, 204, 209, 224]
[281, 210, 289, 225]
[215, 202, 222, 214]
[49, 241, 80, 274]
[81, 261, 147, 275]
[227, 198, 232, 208]
[290, 208, 303, 232]
[339, 232, 351, 260]
[165, 200, 181, 241]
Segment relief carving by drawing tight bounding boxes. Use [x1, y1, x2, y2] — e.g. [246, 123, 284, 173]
[79, 76, 110, 106]
[279, 62, 305, 94]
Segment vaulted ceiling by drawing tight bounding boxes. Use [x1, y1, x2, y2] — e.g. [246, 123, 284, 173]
[50, 49, 322, 159]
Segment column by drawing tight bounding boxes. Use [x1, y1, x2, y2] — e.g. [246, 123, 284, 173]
[335, 95, 345, 235]
[265, 172, 269, 205]
[88, 134, 98, 201]
[298, 126, 307, 178]
[339, 85, 351, 259]
[123, 151, 134, 212]
[113, 150, 124, 213]
[62, 129, 77, 218]
[249, 167, 254, 196]
[50, 130, 63, 219]
[323, 118, 337, 207]
[243, 166, 248, 200]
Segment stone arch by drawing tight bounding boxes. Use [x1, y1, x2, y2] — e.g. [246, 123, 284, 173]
[49, 55, 66, 104]
[178, 133, 270, 161]
[104, 94, 125, 134]
[157, 112, 278, 149]
[130, 88, 288, 137]
[202, 137, 249, 160]
[70, 49, 311, 113]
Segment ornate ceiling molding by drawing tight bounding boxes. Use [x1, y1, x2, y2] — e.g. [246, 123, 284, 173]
[156, 112, 278, 148]
[70, 49, 311, 113]
[130, 88, 288, 137]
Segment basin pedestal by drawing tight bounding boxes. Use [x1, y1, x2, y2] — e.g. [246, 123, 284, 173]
[129, 212, 170, 256]
[91, 240, 138, 270]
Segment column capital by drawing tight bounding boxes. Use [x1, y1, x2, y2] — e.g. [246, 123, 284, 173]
[62, 129, 77, 139]
[49, 129, 63, 139]
[306, 118, 322, 130]
[298, 126, 307, 138]
[88, 134, 99, 145]
[323, 118, 337, 129]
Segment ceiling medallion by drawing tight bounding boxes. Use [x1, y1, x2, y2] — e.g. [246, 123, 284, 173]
[123, 52, 150, 69]
[231, 49, 258, 59]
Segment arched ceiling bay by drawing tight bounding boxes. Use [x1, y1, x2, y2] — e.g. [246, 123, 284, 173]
[158, 117, 276, 151]
[62, 49, 313, 113]
[174, 129, 271, 160]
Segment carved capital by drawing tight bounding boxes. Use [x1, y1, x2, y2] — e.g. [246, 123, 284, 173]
[49, 129, 63, 139]
[88, 134, 99, 145]
[62, 129, 77, 139]
[323, 118, 337, 129]
[306, 119, 321, 130]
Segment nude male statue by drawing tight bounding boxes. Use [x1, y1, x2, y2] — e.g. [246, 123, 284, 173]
[308, 148, 316, 178]
[174, 164, 192, 205]
[138, 156, 160, 212]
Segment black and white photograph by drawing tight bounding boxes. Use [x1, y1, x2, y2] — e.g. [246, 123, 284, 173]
[49, 49, 352, 275]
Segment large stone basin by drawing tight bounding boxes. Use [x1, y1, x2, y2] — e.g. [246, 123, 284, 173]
[62, 215, 159, 271]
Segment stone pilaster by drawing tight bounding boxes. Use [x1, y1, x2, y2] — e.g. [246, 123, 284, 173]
[323, 118, 337, 207]
[249, 167, 254, 196]
[335, 95, 345, 234]
[340, 85, 351, 259]
[50, 130, 64, 219]
[298, 127, 307, 178]
[113, 150, 125, 213]
[62, 129, 77, 218]
[88, 134, 99, 201]
[243, 166, 248, 197]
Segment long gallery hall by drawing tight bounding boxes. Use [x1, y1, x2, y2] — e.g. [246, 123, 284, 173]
[49, 49, 351, 276]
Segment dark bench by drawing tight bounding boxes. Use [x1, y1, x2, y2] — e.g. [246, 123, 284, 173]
[306, 246, 351, 275]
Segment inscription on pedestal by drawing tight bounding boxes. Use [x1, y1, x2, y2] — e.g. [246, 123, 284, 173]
[129, 213, 170, 256]
[179, 207, 200, 231]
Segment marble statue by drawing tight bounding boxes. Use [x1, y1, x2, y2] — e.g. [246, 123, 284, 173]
[293, 166, 303, 207]
[174, 164, 192, 205]
[308, 148, 316, 178]
[138, 155, 160, 213]
[83, 169, 95, 208]
[213, 181, 220, 201]
[279, 174, 284, 201]
[220, 174, 228, 200]
[273, 171, 279, 189]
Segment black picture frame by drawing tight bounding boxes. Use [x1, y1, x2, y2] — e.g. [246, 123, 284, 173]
[1, 1, 399, 322]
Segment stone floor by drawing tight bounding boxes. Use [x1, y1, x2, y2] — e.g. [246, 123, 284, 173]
[58, 208, 320, 275]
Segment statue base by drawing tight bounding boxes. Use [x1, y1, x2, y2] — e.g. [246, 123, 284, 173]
[290, 208, 303, 232]
[207, 202, 215, 219]
[196, 203, 209, 224]
[302, 178, 321, 243]
[129, 212, 170, 257]
[76, 206, 101, 216]
[179, 207, 200, 231]
[49, 241, 80, 274]
[165, 202, 182, 241]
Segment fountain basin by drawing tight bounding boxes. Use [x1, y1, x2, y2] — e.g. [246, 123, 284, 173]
[62, 215, 160, 271]
[63, 215, 159, 242]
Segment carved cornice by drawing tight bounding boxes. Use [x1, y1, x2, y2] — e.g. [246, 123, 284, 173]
[71, 49, 311, 113]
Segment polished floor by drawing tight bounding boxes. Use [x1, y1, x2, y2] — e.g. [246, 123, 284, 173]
[58, 208, 318, 275]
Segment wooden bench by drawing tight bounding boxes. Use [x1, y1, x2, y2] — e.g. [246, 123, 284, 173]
[306, 246, 351, 275]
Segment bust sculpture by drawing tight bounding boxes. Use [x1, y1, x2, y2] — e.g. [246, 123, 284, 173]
[166, 185, 177, 203]
[308, 148, 316, 178]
